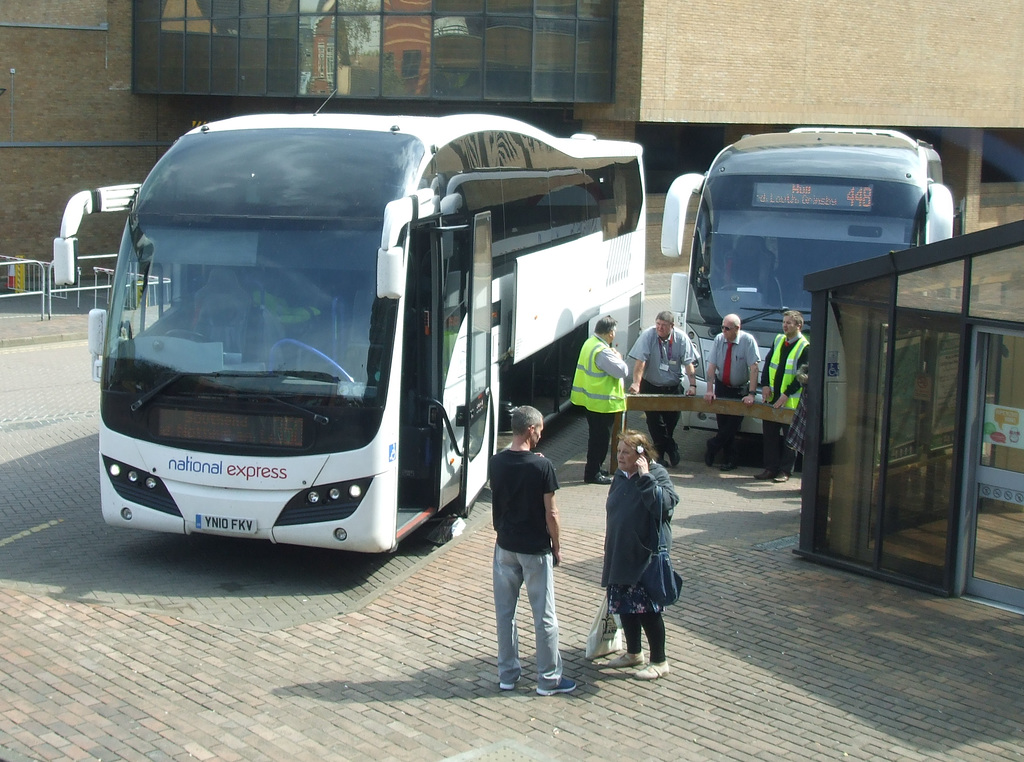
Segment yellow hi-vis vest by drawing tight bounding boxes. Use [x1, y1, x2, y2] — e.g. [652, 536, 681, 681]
[767, 333, 810, 409]
[571, 335, 626, 413]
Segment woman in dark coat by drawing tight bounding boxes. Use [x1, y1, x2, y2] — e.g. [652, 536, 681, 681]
[600, 429, 679, 680]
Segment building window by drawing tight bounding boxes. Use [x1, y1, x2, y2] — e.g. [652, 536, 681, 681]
[133, 0, 615, 103]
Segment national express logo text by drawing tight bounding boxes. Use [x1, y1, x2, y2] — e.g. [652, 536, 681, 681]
[167, 456, 287, 480]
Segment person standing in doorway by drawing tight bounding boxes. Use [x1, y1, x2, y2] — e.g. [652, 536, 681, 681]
[489, 405, 576, 696]
[703, 313, 761, 471]
[627, 310, 699, 467]
[571, 316, 630, 485]
[756, 310, 809, 483]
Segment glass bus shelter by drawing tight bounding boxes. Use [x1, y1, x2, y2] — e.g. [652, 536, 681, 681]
[799, 219, 1024, 611]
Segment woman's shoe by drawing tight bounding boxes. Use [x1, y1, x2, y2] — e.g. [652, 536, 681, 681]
[635, 661, 670, 680]
[604, 651, 646, 668]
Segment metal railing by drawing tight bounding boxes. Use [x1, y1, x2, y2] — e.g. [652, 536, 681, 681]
[1, 253, 117, 319]
[52, 253, 117, 309]
[0, 255, 51, 320]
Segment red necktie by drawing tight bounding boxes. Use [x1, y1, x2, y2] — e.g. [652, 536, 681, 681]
[722, 342, 734, 386]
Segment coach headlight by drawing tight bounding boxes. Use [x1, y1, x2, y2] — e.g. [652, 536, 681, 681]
[348, 484, 362, 499]
[307, 490, 321, 505]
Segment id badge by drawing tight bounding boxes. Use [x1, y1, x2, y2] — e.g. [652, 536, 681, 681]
[659, 363, 670, 372]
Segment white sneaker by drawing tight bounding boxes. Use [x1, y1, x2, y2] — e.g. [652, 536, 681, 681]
[635, 661, 670, 680]
[604, 651, 646, 669]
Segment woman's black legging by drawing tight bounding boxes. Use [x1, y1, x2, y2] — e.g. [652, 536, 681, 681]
[619, 611, 666, 663]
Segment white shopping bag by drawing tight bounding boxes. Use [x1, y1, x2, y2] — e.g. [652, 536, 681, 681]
[585, 595, 623, 659]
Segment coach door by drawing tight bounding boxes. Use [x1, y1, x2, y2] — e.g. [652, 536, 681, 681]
[458, 212, 493, 512]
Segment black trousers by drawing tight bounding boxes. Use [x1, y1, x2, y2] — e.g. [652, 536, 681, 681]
[762, 419, 797, 475]
[709, 380, 745, 464]
[640, 379, 681, 459]
[584, 408, 616, 479]
[620, 611, 666, 663]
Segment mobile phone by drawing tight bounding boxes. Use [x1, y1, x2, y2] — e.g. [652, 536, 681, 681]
[636, 445, 645, 454]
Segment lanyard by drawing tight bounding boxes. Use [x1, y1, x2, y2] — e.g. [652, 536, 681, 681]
[658, 333, 673, 363]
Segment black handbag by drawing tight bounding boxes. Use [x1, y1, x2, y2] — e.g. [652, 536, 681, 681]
[640, 511, 682, 607]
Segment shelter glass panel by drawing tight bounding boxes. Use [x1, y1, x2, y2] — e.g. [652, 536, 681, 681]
[970, 245, 1024, 321]
[974, 333, 1024, 590]
[816, 297, 888, 565]
[879, 313, 958, 584]
[897, 261, 965, 314]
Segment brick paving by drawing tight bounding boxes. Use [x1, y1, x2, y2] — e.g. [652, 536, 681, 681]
[1, 284, 1024, 761]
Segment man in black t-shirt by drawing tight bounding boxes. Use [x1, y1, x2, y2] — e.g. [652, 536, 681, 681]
[489, 405, 576, 696]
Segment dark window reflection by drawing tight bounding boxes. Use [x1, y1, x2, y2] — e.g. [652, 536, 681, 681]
[240, 16, 268, 94]
[485, 17, 532, 100]
[135, 21, 159, 91]
[534, 19, 574, 101]
[433, 16, 482, 99]
[577, 20, 612, 102]
[185, 18, 212, 92]
[267, 15, 298, 94]
[136, 1, 613, 101]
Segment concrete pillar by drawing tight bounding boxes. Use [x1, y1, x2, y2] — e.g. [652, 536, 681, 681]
[940, 128, 983, 234]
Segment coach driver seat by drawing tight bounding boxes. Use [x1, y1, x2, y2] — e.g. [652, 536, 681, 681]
[193, 267, 251, 355]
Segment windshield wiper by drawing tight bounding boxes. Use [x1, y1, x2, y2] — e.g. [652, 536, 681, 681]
[265, 369, 346, 384]
[739, 306, 788, 323]
[262, 394, 330, 426]
[131, 372, 187, 413]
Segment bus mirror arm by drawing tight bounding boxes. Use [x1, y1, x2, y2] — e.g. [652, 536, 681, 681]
[660, 173, 704, 258]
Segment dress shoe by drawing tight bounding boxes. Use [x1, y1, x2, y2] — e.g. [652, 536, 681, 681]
[704, 440, 717, 467]
[754, 469, 777, 480]
[585, 473, 613, 485]
[667, 445, 681, 468]
[719, 462, 738, 472]
[773, 472, 791, 483]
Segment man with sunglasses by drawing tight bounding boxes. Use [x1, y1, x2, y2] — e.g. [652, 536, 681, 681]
[702, 314, 761, 471]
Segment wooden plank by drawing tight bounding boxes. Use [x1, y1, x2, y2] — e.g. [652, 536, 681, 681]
[608, 394, 794, 472]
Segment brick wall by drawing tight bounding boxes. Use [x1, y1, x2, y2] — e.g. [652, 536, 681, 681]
[0, 2, 192, 259]
[633, 0, 1024, 129]
[1, 0, 106, 28]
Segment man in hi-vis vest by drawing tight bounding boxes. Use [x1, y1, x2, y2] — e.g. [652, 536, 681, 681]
[571, 316, 630, 485]
[756, 310, 810, 483]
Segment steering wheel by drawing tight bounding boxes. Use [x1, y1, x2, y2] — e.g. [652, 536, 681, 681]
[269, 339, 354, 382]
